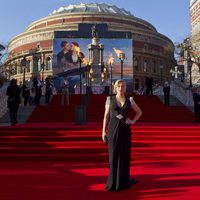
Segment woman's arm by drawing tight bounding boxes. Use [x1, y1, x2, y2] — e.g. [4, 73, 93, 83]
[126, 97, 142, 125]
[102, 97, 110, 141]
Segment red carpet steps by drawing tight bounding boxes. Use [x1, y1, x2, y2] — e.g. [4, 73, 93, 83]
[0, 123, 200, 162]
[27, 94, 194, 123]
[0, 94, 200, 200]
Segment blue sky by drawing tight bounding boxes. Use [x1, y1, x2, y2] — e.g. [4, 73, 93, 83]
[0, 0, 190, 45]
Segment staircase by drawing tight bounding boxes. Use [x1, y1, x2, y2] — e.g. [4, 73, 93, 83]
[0, 94, 196, 162]
[0, 123, 200, 162]
[27, 94, 195, 123]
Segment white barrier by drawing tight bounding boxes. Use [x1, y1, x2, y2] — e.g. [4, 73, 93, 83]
[0, 82, 9, 118]
[170, 81, 194, 107]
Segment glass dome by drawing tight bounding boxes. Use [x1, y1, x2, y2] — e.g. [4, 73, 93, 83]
[51, 3, 133, 17]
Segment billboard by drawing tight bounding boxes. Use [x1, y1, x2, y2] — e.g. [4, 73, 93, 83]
[52, 38, 133, 93]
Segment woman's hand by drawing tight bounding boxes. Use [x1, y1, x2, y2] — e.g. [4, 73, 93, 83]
[102, 131, 107, 142]
[125, 118, 135, 125]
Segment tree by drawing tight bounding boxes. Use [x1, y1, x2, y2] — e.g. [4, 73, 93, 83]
[175, 37, 200, 70]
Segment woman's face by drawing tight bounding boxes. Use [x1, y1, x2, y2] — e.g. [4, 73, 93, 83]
[116, 82, 126, 95]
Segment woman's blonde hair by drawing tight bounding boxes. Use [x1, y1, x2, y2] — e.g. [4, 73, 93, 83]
[113, 80, 126, 93]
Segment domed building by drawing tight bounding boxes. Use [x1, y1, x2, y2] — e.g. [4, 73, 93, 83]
[5, 3, 175, 92]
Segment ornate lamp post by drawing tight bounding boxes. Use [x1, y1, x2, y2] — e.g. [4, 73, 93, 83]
[79, 57, 82, 95]
[187, 56, 193, 87]
[107, 55, 114, 94]
[119, 53, 125, 80]
[41, 62, 45, 83]
[113, 48, 125, 80]
[21, 57, 27, 84]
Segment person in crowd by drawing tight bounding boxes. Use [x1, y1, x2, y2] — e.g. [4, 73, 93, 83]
[145, 75, 154, 95]
[193, 87, 200, 122]
[61, 76, 69, 106]
[6, 79, 21, 126]
[33, 74, 42, 106]
[29, 86, 35, 106]
[102, 80, 142, 191]
[22, 81, 30, 106]
[163, 81, 170, 106]
[45, 76, 53, 104]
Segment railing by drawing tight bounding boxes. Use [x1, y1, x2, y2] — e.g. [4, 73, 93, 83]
[0, 82, 9, 118]
[153, 81, 194, 108]
[169, 81, 194, 107]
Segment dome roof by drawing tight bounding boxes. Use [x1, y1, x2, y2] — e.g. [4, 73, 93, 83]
[51, 3, 133, 17]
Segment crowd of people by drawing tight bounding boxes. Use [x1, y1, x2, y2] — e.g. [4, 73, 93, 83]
[6, 74, 71, 125]
[6, 74, 55, 126]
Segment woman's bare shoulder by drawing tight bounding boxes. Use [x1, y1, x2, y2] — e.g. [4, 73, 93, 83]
[129, 96, 135, 103]
[106, 96, 112, 104]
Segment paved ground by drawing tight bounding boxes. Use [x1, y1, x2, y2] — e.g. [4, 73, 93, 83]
[0, 96, 46, 127]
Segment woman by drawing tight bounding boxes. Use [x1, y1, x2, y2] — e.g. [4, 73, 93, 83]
[163, 81, 170, 106]
[6, 79, 21, 126]
[102, 80, 142, 191]
[22, 81, 30, 106]
[61, 76, 69, 106]
[45, 77, 53, 104]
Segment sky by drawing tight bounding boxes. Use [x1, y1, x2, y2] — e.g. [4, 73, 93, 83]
[0, 0, 190, 46]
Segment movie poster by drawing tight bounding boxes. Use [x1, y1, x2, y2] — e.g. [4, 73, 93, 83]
[53, 38, 133, 93]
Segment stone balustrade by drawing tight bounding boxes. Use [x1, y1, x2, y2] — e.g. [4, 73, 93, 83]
[0, 82, 9, 118]
[170, 81, 194, 107]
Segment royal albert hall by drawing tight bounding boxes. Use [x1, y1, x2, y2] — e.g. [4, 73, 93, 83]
[5, 3, 175, 90]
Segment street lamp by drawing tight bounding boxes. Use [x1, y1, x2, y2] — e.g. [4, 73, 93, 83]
[77, 52, 85, 95]
[21, 57, 27, 84]
[107, 55, 114, 94]
[41, 62, 45, 83]
[119, 53, 125, 80]
[187, 56, 193, 87]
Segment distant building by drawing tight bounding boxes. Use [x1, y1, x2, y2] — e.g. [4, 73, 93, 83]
[190, 0, 200, 85]
[191, 0, 200, 49]
[5, 3, 175, 90]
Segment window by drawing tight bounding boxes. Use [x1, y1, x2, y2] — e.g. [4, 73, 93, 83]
[153, 60, 156, 73]
[46, 57, 52, 70]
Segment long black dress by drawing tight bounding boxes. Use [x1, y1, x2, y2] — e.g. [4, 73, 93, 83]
[106, 95, 132, 191]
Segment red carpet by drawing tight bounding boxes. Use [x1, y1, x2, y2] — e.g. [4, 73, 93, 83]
[28, 94, 194, 123]
[0, 94, 200, 200]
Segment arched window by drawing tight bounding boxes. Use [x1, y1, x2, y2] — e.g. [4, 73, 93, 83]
[46, 57, 52, 70]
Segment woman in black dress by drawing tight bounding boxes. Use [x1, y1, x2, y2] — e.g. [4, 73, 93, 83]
[102, 80, 142, 191]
